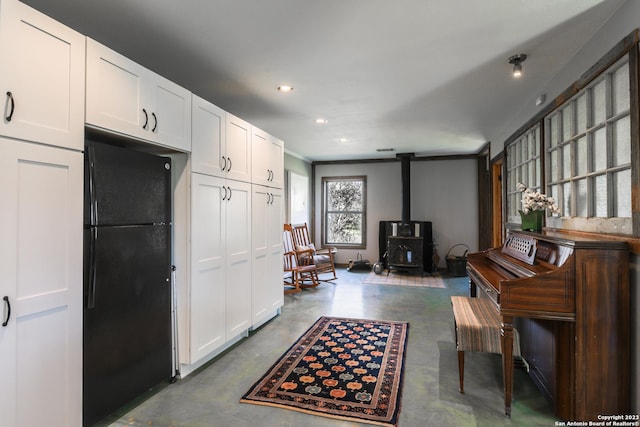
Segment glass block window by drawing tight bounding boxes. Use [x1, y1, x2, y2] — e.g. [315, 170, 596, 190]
[506, 123, 541, 223]
[545, 56, 631, 233]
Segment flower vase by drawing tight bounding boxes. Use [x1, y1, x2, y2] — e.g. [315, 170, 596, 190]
[519, 210, 544, 232]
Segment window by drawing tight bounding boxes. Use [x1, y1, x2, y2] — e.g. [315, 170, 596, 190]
[322, 176, 366, 248]
[545, 56, 631, 234]
[505, 47, 636, 236]
[506, 123, 542, 224]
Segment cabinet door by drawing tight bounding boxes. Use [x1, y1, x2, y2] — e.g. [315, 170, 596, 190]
[86, 38, 148, 141]
[251, 126, 271, 186]
[225, 114, 252, 183]
[269, 136, 285, 189]
[192, 95, 226, 176]
[189, 173, 226, 363]
[0, 1, 84, 150]
[149, 75, 191, 152]
[251, 186, 270, 325]
[225, 179, 252, 338]
[0, 138, 83, 427]
[266, 189, 284, 311]
[251, 186, 283, 326]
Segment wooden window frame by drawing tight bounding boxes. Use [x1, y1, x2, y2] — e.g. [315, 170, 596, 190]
[321, 175, 367, 249]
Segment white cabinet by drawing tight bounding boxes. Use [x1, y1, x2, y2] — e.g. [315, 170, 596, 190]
[251, 186, 284, 326]
[191, 97, 252, 182]
[225, 113, 252, 182]
[186, 173, 252, 364]
[0, 138, 83, 427]
[86, 38, 191, 152]
[251, 127, 284, 189]
[191, 95, 226, 176]
[189, 173, 226, 362]
[0, 0, 85, 150]
[224, 178, 253, 337]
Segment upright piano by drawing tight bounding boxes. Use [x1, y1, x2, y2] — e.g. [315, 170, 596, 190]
[466, 229, 630, 420]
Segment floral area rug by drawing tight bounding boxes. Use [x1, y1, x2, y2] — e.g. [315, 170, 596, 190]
[240, 316, 409, 427]
[362, 270, 447, 288]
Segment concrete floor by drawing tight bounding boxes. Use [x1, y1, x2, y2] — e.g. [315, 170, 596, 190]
[99, 268, 558, 427]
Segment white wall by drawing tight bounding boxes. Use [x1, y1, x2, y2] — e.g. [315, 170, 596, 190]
[412, 159, 478, 264]
[313, 159, 478, 269]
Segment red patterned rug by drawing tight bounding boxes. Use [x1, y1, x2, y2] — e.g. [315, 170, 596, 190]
[240, 316, 409, 427]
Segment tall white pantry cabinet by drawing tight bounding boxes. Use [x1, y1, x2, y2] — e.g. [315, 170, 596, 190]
[180, 95, 283, 371]
[0, 1, 85, 426]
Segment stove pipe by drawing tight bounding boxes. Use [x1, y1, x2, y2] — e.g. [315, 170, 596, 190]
[397, 153, 414, 225]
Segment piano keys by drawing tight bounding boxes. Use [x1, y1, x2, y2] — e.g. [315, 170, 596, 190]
[466, 229, 629, 420]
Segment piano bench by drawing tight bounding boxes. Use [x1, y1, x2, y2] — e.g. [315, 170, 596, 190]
[450, 296, 521, 394]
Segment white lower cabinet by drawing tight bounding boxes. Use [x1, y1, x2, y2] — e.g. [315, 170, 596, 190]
[187, 173, 251, 364]
[251, 186, 284, 326]
[0, 138, 83, 427]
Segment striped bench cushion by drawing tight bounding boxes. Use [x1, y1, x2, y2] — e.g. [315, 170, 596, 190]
[451, 296, 520, 356]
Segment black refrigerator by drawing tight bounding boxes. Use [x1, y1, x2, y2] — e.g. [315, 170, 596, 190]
[83, 140, 172, 426]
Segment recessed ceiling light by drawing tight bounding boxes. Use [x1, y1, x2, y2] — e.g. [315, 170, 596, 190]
[315, 118, 328, 124]
[338, 138, 349, 143]
[277, 85, 293, 92]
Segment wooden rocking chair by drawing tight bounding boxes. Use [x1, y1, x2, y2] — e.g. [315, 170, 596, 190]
[290, 222, 337, 280]
[283, 224, 319, 293]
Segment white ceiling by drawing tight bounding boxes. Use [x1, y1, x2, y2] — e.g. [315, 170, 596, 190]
[23, 0, 627, 161]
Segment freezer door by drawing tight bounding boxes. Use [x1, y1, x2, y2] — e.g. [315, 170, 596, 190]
[83, 224, 171, 426]
[85, 140, 171, 226]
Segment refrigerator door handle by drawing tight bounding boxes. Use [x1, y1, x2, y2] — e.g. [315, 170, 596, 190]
[87, 227, 98, 309]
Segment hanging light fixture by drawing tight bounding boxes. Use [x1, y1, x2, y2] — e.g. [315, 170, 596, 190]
[508, 54, 527, 78]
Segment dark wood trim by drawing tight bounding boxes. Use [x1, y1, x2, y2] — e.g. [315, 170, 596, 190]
[478, 153, 492, 250]
[490, 154, 504, 247]
[629, 42, 640, 235]
[311, 152, 481, 166]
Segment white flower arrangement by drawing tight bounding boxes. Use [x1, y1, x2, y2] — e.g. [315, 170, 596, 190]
[517, 183, 559, 214]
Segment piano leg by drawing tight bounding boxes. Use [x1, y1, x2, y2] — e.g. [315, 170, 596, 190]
[501, 315, 515, 417]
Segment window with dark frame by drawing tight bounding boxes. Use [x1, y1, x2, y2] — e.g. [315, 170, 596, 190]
[506, 123, 542, 224]
[504, 37, 637, 237]
[321, 176, 366, 248]
[545, 56, 632, 234]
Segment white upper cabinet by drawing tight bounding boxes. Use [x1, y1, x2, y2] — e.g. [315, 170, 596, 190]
[269, 136, 284, 189]
[86, 38, 191, 152]
[225, 113, 252, 182]
[251, 126, 284, 189]
[0, 0, 85, 150]
[191, 95, 226, 176]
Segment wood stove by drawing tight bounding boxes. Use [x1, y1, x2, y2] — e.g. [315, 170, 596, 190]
[379, 221, 433, 273]
[377, 154, 434, 274]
